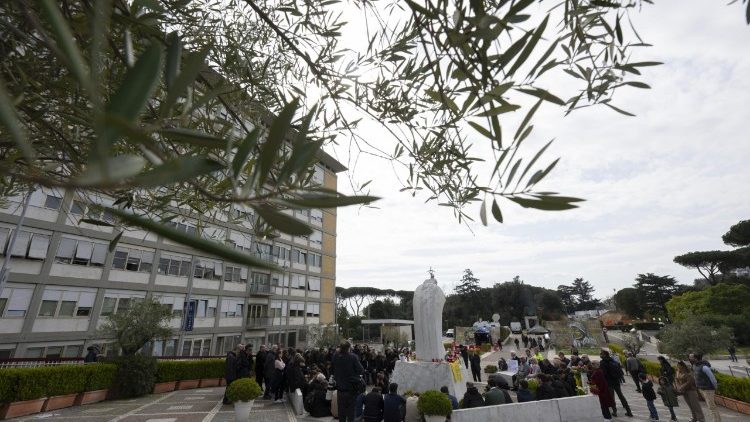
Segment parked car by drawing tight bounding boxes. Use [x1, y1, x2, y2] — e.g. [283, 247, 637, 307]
[510, 321, 522, 334]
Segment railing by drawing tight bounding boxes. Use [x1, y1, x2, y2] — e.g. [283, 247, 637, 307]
[727, 365, 750, 378]
[249, 281, 272, 294]
[247, 316, 271, 327]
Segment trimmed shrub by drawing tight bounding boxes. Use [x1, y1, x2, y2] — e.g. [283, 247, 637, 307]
[479, 343, 492, 353]
[85, 364, 117, 391]
[156, 360, 182, 382]
[46, 365, 87, 397]
[417, 390, 452, 416]
[111, 355, 158, 398]
[716, 373, 750, 404]
[226, 378, 261, 402]
[15, 367, 48, 401]
[608, 343, 624, 355]
[484, 365, 498, 374]
[0, 369, 19, 403]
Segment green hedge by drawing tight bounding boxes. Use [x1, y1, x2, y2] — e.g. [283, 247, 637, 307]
[0, 364, 117, 403]
[716, 373, 750, 404]
[638, 359, 661, 377]
[156, 359, 224, 381]
[484, 365, 498, 374]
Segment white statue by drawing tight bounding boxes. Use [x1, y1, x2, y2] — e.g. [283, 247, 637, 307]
[413, 274, 446, 361]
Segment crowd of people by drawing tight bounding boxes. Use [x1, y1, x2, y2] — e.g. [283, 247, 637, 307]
[223, 340, 724, 422]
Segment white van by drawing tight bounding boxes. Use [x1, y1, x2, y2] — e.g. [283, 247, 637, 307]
[510, 321, 522, 334]
[445, 329, 454, 338]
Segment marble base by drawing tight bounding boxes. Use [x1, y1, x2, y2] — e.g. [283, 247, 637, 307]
[390, 361, 467, 399]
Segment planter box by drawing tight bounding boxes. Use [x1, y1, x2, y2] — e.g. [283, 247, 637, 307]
[199, 378, 221, 388]
[153, 381, 177, 394]
[42, 394, 78, 411]
[75, 389, 108, 406]
[219, 378, 226, 386]
[716, 395, 750, 415]
[177, 379, 200, 390]
[0, 398, 47, 419]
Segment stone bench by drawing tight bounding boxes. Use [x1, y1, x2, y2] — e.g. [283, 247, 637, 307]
[451, 394, 601, 422]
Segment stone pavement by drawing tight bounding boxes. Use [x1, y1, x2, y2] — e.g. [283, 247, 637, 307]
[7, 387, 294, 422]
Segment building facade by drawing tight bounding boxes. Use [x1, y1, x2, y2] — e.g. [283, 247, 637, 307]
[0, 156, 343, 359]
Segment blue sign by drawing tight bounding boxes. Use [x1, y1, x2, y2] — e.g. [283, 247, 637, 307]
[184, 300, 197, 331]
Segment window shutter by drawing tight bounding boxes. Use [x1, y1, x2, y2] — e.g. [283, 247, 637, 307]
[57, 238, 76, 258]
[0, 228, 9, 254]
[240, 267, 248, 280]
[75, 241, 92, 259]
[8, 289, 33, 311]
[10, 231, 31, 257]
[27, 234, 50, 259]
[214, 263, 223, 277]
[78, 292, 95, 308]
[42, 289, 62, 301]
[91, 243, 107, 264]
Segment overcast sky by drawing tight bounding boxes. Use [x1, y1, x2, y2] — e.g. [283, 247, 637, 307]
[331, 0, 750, 299]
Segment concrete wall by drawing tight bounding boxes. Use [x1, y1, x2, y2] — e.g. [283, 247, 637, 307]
[451, 394, 602, 422]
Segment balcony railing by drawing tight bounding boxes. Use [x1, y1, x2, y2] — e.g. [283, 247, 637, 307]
[246, 316, 271, 328]
[252, 252, 277, 263]
[249, 281, 272, 295]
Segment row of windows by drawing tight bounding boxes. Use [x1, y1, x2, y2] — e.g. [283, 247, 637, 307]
[269, 300, 321, 318]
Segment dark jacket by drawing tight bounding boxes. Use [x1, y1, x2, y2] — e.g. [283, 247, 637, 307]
[483, 387, 506, 405]
[446, 393, 459, 409]
[333, 351, 365, 392]
[362, 391, 384, 422]
[287, 362, 306, 392]
[552, 380, 570, 398]
[693, 361, 717, 390]
[461, 386, 485, 408]
[536, 382, 556, 400]
[264, 351, 277, 380]
[84, 350, 98, 363]
[237, 350, 251, 378]
[660, 362, 675, 384]
[657, 384, 679, 407]
[600, 356, 623, 386]
[641, 379, 657, 401]
[255, 350, 266, 374]
[516, 388, 534, 402]
[461, 349, 469, 366]
[225, 351, 238, 381]
[470, 354, 481, 371]
[305, 379, 331, 418]
[383, 393, 406, 422]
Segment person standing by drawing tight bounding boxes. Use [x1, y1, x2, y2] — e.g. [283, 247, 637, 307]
[333, 341, 366, 422]
[625, 352, 643, 392]
[263, 346, 277, 399]
[675, 360, 706, 422]
[727, 343, 738, 363]
[460, 345, 469, 369]
[657, 376, 679, 421]
[255, 345, 267, 393]
[237, 344, 251, 379]
[689, 353, 721, 422]
[600, 350, 633, 417]
[470, 350, 482, 382]
[589, 361, 614, 420]
[223, 346, 239, 404]
[658, 356, 675, 385]
[640, 373, 659, 422]
[496, 338, 503, 352]
[272, 351, 287, 403]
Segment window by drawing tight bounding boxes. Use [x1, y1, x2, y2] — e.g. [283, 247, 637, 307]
[253, 243, 272, 259]
[217, 335, 241, 354]
[9, 231, 30, 257]
[273, 245, 290, 261]
[46, 346, 63, 358]
[193, 259, 222, 280]
[220, 298, 244, 317]
[180, 338, 211, 357]
[290, 274, 305, 289]
[55, 237, 107, 266]
[269, 301, 285, 318]
[38, 289, 96, 318]
[310, 209, 323, 223]
[25, 347, 44, 358]
[194, 298, 217, 318]
[44, 194, 62, 210]
[308, 253, 322, 268]
[63, 345, 82, 358]
[28, 234, 51, 259]
[306, 303, 320, 317]
[158, 254, 191, 277]
[0, 227, 8, 255]
[112, 247, 154, 273]
[70, 200, 86, 215]
[224, 265, 246, 283]
[0, 229, 50, 260]
[1, 287, 34, 318]
[168, 221, 197, 236]
[100, 293, 143, 317]
[308, 277, 321, 291]
[310, 230, 322, 246]
[0, 349, 14, 359]
[289, 302, 304, 317]
[156, 295, 185, 317]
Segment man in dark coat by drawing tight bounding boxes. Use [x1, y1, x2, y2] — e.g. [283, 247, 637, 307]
[470, 351, 482, 382]
[263, 346, 278, 399]
[460, 345, 469, 369]
[333, 341, 365, 422]
[460, 382, 485, 408]
[236, 344, 251, 378]
[255, 345, 267, 393]
[223, 347, 238, 404]
[600, 350, 632, 417]
[362, 386, 384, 422]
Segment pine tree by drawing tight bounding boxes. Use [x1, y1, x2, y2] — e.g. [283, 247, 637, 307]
[454, 269, 481, 296]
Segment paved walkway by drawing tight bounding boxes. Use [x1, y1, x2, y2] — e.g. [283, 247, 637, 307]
[7, 387, 293, 422]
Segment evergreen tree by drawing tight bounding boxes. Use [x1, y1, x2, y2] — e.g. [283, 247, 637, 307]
[454, 269, 481, 296]
[634, 273, 679, 320]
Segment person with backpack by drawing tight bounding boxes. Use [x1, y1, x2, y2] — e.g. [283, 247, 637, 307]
[600, 349, 633, 417]
[689, 353, 721, 422]
[625, 352, 643, 393]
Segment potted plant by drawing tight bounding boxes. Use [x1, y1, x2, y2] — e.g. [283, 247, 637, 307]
[484, 364, 498, 374]
[42, 366, 87, 411]
[154, 361, 180, 394]
[417, 390, 452, 422]
[75, 364, 117, 405]
[226, 378, 261, 422]
[1, 368, 48, 419]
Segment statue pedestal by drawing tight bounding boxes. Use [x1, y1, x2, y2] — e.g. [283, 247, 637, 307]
[390, 360, 469, 399]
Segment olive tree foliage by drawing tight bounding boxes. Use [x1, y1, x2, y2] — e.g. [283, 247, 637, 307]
[98, 297, 173, 356]
[621, 332, 644, 356]
[0, 1, 746, 260]
[656, 319, 732, 360]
